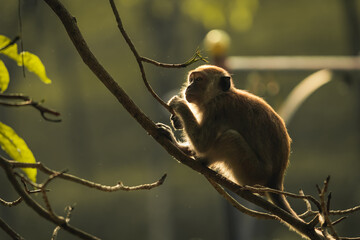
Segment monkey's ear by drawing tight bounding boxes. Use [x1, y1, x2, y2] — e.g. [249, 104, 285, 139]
[220, 76, 231, 91]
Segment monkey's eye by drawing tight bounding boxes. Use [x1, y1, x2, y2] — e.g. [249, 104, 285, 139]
[194, 77, 202, 82]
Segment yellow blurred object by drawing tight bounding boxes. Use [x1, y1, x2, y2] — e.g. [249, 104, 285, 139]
[204, 29, 231, 56]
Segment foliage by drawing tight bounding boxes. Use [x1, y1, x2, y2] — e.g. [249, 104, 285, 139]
[0, 35, 52, 88]
[0, 35, 53, 182]
[0, 122, 36, 182]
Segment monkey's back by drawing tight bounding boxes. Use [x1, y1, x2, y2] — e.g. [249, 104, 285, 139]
[205, 88, 291, 186]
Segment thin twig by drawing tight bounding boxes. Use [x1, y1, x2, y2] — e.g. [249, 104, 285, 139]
[298, 189, 319, 219]
[243, 185, 322, 211]
[0, 197, 23, 207]
[0, 36, 20, 51]
[299, 205, 360, 219]
[300, 189, 312, 211]
[117, 174, 167, 191]
[1, 187, 43, 207]
[7, 158, 167, 192]
[41, 171, 68, 218]
[108, 0, 172, 113]
[329, 206, 360, 215]
[140, 49, 208, 68]
[0, 93, 61, 122]
[331, 217, 347, 226]
[0, 216, 24, 240]
[51, 205, 75, 240]
[318, 176, 340, 240]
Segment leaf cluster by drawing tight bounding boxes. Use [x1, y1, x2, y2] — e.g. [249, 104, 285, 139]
[0, 34, 54, 182]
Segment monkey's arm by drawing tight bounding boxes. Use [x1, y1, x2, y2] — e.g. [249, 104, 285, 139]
[170, 114, 183, 130]
[169, 96, 218, 153]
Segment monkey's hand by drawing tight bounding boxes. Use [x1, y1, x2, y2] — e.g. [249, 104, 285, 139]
[170, 114, 183, 130]
[168, 95, 186, 111]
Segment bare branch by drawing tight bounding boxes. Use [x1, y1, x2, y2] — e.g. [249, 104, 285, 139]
[0, 157, 100, 240]
[330, 206, 360, 216]
[0, 93, 61, 122]
[1, 187, 44, 208]
[0, 217, 24, 240]
[38, 170, 69, 218]
[117, 174, 167, 191]
[108, 0, 172, 113]
[317, 177, 340, 240]
[140, 49, 208, 68]
[51, 206, 75, 240]
[331, 217, 347, 226]
[8, 159, 167, 192]
[243, 185, 322, 211]
[0, 197, 22, 207]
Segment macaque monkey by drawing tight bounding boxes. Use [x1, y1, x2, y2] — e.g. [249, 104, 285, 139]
[158, 65, 294, 214]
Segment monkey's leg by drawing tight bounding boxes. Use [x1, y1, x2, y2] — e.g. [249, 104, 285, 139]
[170, 114, 183, 130]
[211, 130, 272, 186]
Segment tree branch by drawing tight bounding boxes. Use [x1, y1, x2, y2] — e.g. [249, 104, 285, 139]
[0, 93, 61, 122]
[243, 185, 322, 212]
[0, 216, 24, 240]
[0, 157, 100, 240]
[0, 196, 22, 207]
[51, 206, 74, 240]
[0, 154, 166, 240]
[6, 158, 167, 192]
[140, 49, 208, 68]
[108, 0, 171, 113]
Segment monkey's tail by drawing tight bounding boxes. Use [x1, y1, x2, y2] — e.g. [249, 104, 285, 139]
[267, 191, 298, 217]
[267, 187, 331, 239]
[266, 180, 299, 218]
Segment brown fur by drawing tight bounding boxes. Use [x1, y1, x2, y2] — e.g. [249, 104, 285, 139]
[168, 65, 295, 214]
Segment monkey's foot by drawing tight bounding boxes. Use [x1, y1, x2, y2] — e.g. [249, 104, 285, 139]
[156, 123, 174, 142]
[195, 157, 210, 166]
[178, 145, 196, 156]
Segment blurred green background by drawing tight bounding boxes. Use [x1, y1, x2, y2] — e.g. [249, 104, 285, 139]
[0, 0, 359, 239]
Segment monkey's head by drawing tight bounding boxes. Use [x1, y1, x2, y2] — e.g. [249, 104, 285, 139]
[184, 65, 233, 106]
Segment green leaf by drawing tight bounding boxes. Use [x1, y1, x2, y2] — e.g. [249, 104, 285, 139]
[0, 35, 52, 84]
[0, 122, 37, 182]
[17, 51, 52, 84]
[0, 35, 20, 62]
[0, 60, 9, 93]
